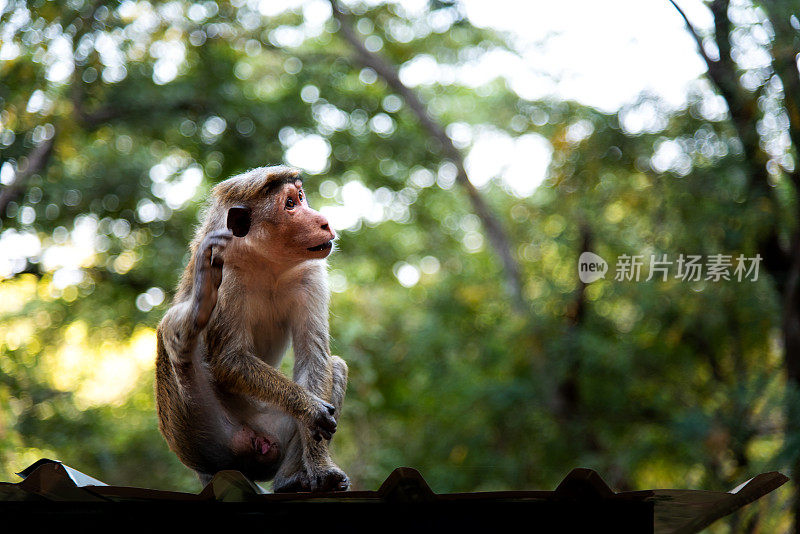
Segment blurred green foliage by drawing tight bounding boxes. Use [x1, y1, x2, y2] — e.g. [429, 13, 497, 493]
[0, 0, 794, 531]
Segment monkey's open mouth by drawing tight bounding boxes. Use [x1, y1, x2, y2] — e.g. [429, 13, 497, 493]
[307, 241, 333, 252]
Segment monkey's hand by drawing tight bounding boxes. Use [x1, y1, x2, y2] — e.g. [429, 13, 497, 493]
[192, 229, 233, 331]
[304, 394, 337, 442]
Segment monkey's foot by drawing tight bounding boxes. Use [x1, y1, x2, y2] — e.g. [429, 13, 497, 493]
[273, 471, 311, 493]
[273, 466, 349, 493]
[309, 465, 350, 492]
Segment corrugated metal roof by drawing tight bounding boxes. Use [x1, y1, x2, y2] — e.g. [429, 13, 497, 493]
[0, 459, 787, 533]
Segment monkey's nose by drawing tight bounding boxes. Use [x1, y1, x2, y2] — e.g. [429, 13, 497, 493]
[319, 216, 331, 233]
[321, 218, 335, 239]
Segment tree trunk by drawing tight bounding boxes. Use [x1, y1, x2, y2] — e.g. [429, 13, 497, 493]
[328, 0, 526, 311]
[670, 0, 800, 527]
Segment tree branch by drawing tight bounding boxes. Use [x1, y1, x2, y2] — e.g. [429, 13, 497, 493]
[760, 3, 800, 191]
[710, 0, 733, 64]
[668, 0, 716, 73]
[70, 77, 211, 130]
[328, 0, 526, 310]
[670, 4, 748, 130]
[669, 1, 794, 277]
[0, 135, 56, 220]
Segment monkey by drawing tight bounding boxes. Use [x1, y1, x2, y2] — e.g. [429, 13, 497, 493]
[155, 165, 349, 492]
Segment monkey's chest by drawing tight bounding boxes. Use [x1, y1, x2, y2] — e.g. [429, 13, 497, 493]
[250, 320, 291, 367]
[241, 288, 295, 367]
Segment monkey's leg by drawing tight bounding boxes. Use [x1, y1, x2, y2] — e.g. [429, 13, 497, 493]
[328, 355, 348, 414]
[274, 429, 349, 493]
[300, 356, 349, 491]
[272, 430, 308, 492]
[274, 356, 348, 493]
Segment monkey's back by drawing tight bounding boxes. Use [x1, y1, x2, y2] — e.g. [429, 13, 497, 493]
[154, 327, 189, 454]
[155, 323, 222, 476]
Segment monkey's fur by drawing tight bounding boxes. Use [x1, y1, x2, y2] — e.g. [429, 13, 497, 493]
[155, 165, 349, 491]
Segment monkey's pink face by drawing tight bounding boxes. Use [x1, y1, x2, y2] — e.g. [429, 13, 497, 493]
[262, 181, 336, 262]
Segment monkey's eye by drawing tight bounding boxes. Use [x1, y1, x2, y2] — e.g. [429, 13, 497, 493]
[298, 189, 304, 202]
[285, 197, 295, 209]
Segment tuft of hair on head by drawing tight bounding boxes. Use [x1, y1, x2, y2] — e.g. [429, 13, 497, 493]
[212, 165, 302, 207]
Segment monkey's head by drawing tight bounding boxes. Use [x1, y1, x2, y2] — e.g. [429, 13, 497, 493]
[211, 165, 336, 266]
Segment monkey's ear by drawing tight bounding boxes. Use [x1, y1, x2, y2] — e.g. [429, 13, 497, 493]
[227, 205, 251, 237]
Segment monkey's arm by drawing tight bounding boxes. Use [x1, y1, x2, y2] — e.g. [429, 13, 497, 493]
[211, 349, 337, 440]
[290, 267, 336, 400]
[160, 229, 232, 364]
[291, 312, 335, 402]
[159, 300, 201, 363]
[283, 281, 351, 490]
